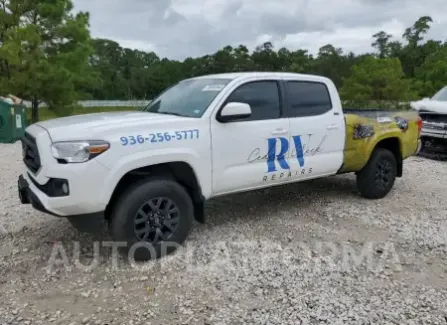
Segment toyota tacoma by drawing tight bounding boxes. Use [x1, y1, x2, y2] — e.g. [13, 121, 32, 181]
[18, 72, 422, 260]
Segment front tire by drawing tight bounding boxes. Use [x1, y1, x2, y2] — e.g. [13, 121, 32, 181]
[109, 178, 194, 261]
[356, 148, 397, 199]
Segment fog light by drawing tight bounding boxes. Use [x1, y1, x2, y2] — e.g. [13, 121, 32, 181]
[27, 173, 70, 197]
[62, 182, 69, 194]
[51, 179, 70, 197]
[49, 178, 70, 197]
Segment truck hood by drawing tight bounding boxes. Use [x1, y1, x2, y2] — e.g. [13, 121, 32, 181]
[410, 99, 447, 114]
[36, 111, 189, 141]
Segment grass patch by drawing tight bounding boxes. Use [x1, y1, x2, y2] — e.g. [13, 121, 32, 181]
[29, 106, 139, 122]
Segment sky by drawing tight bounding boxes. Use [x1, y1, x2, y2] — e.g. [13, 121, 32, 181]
[72, 0, 447, 60]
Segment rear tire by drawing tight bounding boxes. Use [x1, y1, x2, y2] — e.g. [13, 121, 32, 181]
[109, 177, 193, 261]
[356, 148, 397, 199]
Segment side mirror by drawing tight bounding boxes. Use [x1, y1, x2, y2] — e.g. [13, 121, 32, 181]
[217, 102, 251, 122]
[422, 97, 430, 101]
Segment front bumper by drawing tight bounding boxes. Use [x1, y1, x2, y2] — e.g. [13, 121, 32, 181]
[18, 175, 41, 211]
[418, 135, 447, 160]
[18, 175, 105, 232]
[19, 124, 109, 217]
[18, 174, 67, 216]
[18, 164, 109, 217]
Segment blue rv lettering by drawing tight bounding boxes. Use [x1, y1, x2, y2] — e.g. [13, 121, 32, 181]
[266, 136, 306, 172]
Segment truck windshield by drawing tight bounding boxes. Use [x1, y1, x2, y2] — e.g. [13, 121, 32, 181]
[432, 87, 447, 101]
[142, 78, 232, 117]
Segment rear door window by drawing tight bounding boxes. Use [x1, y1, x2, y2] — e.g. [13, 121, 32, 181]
[286, 81, 332, 117]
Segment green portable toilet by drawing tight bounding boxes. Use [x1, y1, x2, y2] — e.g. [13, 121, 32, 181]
[0, 100, 28, 144]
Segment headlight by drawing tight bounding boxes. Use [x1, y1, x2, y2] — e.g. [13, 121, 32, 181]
[51, 140, 110, 163]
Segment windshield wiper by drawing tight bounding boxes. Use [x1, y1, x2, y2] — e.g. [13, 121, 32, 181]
[156, 112, 183, 117]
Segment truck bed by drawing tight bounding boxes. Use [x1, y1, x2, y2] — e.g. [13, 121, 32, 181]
[340, 108, 421, 173]
[343, 108, 407, 117]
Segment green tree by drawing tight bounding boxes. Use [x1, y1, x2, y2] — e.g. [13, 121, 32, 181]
[387, 41, 403, 58]
[372, 31, 393, 58]
[414, 43, 447, 97]
[212, 46, 236, 73]
[340, 56, 415, 106]
[79, 16, 447, 106]
[81, 15, 443, 105]
[288, 49, 312, 73]
[311, 44, 353, 88]
[251, 42, 280, 71]
[90, 39, 126, 99]
[400, 16, 434, 77]
[0, 0, 13, 80]
[0, 0, 95, 122]
[2, 9, 445, 112]
[403, 16, 433, 46]
[232, 45, 253, 72]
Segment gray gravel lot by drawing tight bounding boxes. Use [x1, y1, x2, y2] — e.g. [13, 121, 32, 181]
[1, 141, 446, 325]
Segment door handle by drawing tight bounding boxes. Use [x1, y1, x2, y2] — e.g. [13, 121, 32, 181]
[327, 124, 339, 130]
[271, 128, 288, 135]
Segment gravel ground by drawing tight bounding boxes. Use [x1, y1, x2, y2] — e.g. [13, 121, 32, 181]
[1, 141, 446, 325]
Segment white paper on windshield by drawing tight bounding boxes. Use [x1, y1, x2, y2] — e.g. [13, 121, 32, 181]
[377, 117, 392, 123]
[202, 84, 225, 91]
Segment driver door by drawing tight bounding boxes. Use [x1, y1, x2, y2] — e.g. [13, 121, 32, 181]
[211, 79, 291, 195]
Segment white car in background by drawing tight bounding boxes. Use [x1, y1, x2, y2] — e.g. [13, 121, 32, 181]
[411, 86, 447, 159]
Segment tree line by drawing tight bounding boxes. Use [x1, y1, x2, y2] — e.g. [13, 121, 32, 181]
[1, 0, 446, 122]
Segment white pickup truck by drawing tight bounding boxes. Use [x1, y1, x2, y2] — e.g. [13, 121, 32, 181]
[410, 86, 447, 159]
[18, 72, 421, 260]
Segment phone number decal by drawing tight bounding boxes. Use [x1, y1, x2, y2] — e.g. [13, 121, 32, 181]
[120, 129, 199, 146]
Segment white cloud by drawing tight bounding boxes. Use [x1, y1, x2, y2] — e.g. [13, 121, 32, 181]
[73, 0, 447, 59]
[114, 39, 158, 53]
[279, 19, 407, 55]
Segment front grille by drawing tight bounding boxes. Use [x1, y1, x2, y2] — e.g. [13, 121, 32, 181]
[419, 112, 447, 124]
[423, 123, 447, 131]
[21, 132, 41, 174]
[420, 112, 447, 132]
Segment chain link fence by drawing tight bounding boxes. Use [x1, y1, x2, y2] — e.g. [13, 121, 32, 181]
[19, 99, 412, 110]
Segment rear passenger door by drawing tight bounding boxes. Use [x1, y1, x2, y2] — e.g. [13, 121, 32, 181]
[211, 79, 290, 194]
[284, 79, 345, 178]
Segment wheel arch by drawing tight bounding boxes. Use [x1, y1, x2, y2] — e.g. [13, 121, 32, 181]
[104, 161, 206, 223]
[371, 137, 403, 177]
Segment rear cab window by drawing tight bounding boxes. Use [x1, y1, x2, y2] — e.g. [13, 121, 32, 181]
[285, 81, 333, 117]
